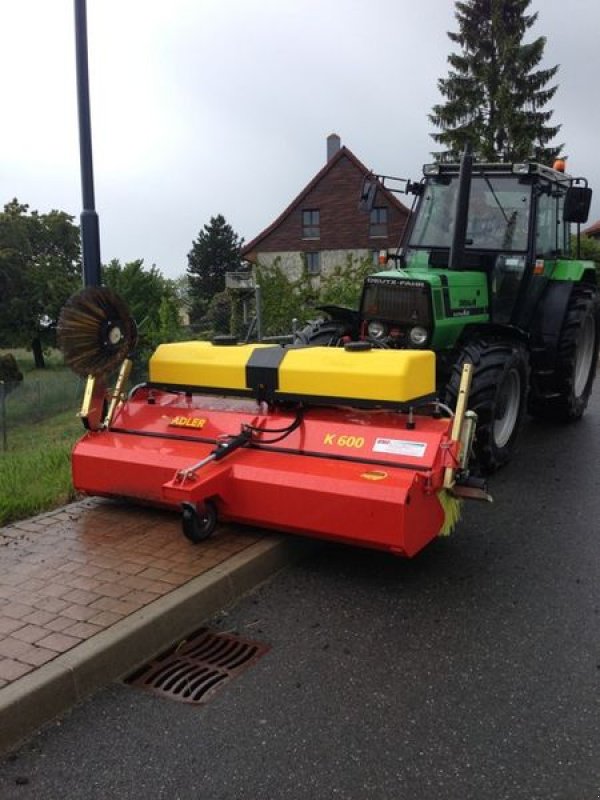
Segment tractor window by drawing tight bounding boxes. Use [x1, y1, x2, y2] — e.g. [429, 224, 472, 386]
[408, 180, 457, 249]
[535, 186, 562, 258]
[408, 175, 531, 253]
[465, 177, 531, 252]
[557, 192, 570, 254]
[536, 186, 566, 257]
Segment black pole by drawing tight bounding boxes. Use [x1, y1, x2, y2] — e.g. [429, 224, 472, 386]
[74, 0, 101, 287]
[448, 142, 473, 271]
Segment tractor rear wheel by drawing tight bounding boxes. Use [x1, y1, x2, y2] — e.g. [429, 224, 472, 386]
[445, 339, 529, 474]
[529, 284, 600, 422]
[294, 319, 348, 346]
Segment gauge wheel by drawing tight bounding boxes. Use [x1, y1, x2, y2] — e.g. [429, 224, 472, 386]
[182, 500, 217, 544]
[293, 319, 349, 346]
[529, 284, 600, 422]
[445, 339, 530, 474]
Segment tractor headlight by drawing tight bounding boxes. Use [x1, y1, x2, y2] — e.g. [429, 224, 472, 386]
[367, 321, 386, 340]
[409, 326, 428, 346]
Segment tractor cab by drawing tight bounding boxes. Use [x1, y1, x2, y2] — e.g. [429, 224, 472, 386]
[356, 158, 593, 352]
[404, 161, 582, 326]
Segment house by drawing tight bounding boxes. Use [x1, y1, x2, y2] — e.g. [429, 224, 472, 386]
[583, 219, 600, 240]
[241, 134, 410, 281]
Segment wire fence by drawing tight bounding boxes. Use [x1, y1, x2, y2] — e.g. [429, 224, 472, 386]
[0, 374, 84, 451]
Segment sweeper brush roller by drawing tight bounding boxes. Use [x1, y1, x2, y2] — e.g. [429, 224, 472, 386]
[57, 286, 137, 377]
[70, 340, 481, 556]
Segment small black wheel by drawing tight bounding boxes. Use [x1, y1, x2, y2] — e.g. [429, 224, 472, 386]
[445, 338, 529, 474]
[181, 500, 217, 544]
[293, 319, 348, 346]
[529, 284, 600, 422]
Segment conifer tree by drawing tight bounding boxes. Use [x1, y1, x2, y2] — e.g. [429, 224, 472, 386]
[186, 214, 244, 324]
[430, 0, 562, 163]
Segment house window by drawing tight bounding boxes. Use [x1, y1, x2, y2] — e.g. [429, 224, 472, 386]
[306, 252, 321, 275]
[302, 209, 320, 239]
[370, 207, 388, 238]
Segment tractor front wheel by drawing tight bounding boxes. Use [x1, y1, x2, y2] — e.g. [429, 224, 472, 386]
[293, 319, 348, 346]
[445, 339, 529, 474]
[529, 284, 600, 422]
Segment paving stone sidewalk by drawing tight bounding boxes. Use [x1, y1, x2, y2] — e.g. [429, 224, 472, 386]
[0, 499, 263, 689]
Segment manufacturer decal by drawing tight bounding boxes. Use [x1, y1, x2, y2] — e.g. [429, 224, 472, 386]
[367, 277, 426, 289]
[450, 306, 488, 318]
[323, 433, 365, 449]
[169, 416, 207, 429]
[373, 438, 427, 457]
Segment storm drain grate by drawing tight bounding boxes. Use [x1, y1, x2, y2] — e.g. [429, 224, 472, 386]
[125, 627, 270, 705]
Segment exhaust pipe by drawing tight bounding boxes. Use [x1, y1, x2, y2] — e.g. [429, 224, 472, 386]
[448, 142, 473, 271]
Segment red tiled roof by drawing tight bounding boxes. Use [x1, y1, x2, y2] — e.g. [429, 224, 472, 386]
[242, 145, 410, 256]
[583, 219, 600, 237]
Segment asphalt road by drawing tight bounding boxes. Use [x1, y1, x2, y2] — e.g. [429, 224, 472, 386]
[1, 394, 600, 800]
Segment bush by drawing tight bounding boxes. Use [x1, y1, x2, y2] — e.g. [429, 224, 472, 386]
[255, 259, 317, 337]
[575, 234, 600, 277]
[319, 254, 377, 308]
[254, 254, 376, 336]
[0, 353, 23, 386]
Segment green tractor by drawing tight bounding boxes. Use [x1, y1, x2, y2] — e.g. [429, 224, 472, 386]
[295, 148, 598, 472]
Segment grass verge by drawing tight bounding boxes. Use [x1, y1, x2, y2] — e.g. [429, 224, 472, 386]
[0, 410, 83, 526]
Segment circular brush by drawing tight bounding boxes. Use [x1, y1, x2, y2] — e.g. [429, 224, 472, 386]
[57, 286, 137, 377]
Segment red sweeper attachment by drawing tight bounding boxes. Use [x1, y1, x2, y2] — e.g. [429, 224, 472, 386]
[60, 295, 487, 557]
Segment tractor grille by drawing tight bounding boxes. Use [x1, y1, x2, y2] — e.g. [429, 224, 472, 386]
[361, 278, 432, 326]
[125, 628, 270, 705]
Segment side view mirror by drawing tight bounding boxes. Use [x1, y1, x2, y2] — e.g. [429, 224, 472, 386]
[358, 175, 377, 212]
[564, 186, 592, 223]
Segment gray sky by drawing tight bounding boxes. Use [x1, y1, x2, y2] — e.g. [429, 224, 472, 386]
[3, 0, 600, 279]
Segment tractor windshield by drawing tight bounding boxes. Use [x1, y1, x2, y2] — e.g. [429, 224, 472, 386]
[409, 175, 532, 253]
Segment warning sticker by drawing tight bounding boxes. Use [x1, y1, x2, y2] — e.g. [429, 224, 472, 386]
[373, 438, 427, 458]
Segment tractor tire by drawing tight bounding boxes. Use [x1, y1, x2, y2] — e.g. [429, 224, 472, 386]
[293, 319, 348, 346]
[529, 284, 600, 422]
[445, 339, 530, 474]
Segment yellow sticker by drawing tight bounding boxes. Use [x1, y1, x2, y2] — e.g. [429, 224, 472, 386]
[360, 470, 388, 481]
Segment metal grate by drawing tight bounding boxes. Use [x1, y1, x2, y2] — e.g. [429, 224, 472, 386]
[362, 280, 432, 326]
[125, 627, 270, 705]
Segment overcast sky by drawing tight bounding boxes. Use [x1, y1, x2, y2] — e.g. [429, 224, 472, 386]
[3, 0, 600, 279]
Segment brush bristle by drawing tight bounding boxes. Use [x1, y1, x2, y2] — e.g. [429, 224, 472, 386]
[437, 490, 462, 536]
[57, 287, 137, 377]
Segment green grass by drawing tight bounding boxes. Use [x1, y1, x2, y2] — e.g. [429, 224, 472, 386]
[1, 351, 83, 428]
[0, 409, 84, 526]
[0, 349, 126, 525]
[1, 347, 66, 373]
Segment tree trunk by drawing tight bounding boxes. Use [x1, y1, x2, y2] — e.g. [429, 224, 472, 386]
[31, 336, 46, 369]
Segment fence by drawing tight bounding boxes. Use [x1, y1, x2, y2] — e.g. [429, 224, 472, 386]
[0, 373, 84, 451]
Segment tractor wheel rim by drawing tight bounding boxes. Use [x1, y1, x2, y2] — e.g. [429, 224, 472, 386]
[494, 368, 521, 449]
[574, 315, 596, 398]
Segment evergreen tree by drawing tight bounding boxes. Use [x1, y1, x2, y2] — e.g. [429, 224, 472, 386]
[186, 214, 244, 325]
[430, 0, 562, 163]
